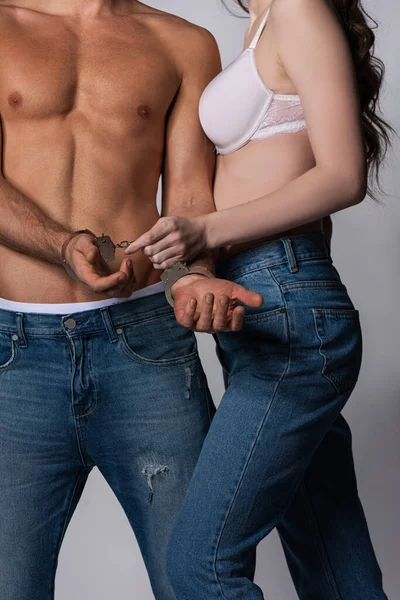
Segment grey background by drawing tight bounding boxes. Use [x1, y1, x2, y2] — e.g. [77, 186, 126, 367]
[56, 1, 400, 598]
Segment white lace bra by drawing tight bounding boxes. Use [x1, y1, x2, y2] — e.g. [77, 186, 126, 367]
[199, 8, 307, 155]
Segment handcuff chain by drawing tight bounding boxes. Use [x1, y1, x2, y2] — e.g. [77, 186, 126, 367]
[97, 234, 134, 250]
[115, 240, 134, 249]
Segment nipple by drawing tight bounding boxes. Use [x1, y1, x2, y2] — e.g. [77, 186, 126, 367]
[8, 91, 23, 109]
[137, 105, 152, 120]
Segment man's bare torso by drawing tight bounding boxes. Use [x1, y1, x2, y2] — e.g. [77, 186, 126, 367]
[0, 1, 195, 302]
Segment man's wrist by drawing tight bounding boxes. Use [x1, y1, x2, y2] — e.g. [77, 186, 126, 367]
[61, 229, 96, 268]
[162, 262, 215, 307]
[171, 273, 208, 292]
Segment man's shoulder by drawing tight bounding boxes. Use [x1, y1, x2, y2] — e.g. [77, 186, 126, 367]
[141, 7, 218, 57]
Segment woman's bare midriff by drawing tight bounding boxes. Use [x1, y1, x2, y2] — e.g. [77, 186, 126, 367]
[213, 129, 323, 258]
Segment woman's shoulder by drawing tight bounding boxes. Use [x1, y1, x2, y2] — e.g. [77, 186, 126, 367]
[269, 0, 336, 23]
[268, 0, 341, 39]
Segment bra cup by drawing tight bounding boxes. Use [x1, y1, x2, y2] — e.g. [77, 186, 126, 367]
[199, 51, 273, 155]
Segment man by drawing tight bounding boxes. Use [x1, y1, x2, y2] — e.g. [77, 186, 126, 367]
[0, 1, 262, 598]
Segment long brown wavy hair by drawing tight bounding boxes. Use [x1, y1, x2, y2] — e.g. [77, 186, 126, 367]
[224, 0, 393, 200]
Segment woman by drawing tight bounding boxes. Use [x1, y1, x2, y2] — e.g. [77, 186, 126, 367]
[127, 0, 392, 597]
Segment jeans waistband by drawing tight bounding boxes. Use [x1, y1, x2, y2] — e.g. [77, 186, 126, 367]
[0, 289, 170, 338]
[216, 232, 330, 281]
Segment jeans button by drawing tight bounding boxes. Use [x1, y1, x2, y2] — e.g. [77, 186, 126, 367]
[65, 318, 77, 329]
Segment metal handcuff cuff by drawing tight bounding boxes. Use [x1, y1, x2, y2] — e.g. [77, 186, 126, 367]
[61, 229, 134, 278]
[160, 262, 214, 307]
[61, 230, 214, 306]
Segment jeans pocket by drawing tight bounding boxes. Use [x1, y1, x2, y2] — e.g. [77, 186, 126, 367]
[313, 308, 362, 395]
[118, 314, 199, 367]
[216, 307, 289, 378]
[0, 333, 19, 372]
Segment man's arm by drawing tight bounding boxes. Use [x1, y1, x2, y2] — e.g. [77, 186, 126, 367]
[126, 25, 220, 271]
[161, 26, 220, 271]
[0, 118, 73, 263]
[126, 26, 263, 331]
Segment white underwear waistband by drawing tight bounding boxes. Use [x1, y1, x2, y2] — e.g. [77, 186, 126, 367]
[0, 281, 165, 315]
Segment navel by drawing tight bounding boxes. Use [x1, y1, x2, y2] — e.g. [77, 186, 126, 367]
[137, 105, 152, 120]
[8, 91, 23, 109]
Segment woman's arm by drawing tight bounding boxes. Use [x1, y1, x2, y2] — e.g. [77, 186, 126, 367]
[201, 0, 367, 249]
[126, 0, 367, 267]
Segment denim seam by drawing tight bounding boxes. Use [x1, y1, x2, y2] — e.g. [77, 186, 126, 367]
[244, 306, 288, 323]
[65, 328, 110, 338]
[206, 392, 213, 425]
[114, 309, 174, 328]
[212, 361, 291, 598]
[224, 260, 286, 280]
[299, 480, 342, 599]
[0, 336, 19, 371]
[48, 469, 89, 598]
[213, 335, 231, 383]
[224, 253, 328, 281]
[212, 282, 291, 598]
[313, 309, 359, 318]
[118, 329, 199, 368]
[1, 329, 66, 336]
[77, 337, 98, 419]
[281, 281, 345, 292]
[74, 418, 95, 467]
[68, 344, 88, 467]
[312, 311, 344, 395]
[0, 309, 175, 335]
[0, 311, 176, 337]
[202, 370, 215, 425]
[72, 408, 86, 466]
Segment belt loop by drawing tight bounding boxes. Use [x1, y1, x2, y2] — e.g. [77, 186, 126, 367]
[282, 238, 299, 273]
[15, 313, 28, 348]
[100, 307, 118, 343]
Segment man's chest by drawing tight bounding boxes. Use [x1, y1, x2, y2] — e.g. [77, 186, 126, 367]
[0, 16, 180, 126]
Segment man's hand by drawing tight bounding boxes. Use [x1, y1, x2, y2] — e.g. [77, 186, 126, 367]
[172, 274, 263, 333]
[65, 233, 136, 298]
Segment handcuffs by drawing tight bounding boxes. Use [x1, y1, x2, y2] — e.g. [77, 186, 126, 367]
[161, 262, 214, 307]
[61, 229, 135, 280]
[61, 230, 214, 306]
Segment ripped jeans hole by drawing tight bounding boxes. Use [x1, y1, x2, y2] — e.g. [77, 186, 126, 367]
[142, 465, 169, 502]
[185, 367, 192, 399]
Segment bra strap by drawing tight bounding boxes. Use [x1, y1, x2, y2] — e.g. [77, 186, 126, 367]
[249, 8, 271, 49]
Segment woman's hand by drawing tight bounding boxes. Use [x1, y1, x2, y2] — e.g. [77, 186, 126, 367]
[124, 216, 208, 269]
[172, 274, 263, 333]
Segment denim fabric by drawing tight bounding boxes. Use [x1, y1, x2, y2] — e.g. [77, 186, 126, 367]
[167, 233, 387, 600]
[0, 292, 214, 600]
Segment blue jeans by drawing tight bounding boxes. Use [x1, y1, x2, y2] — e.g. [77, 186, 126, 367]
[167, 233, 387, 600]
[0, 292, 214, 600]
